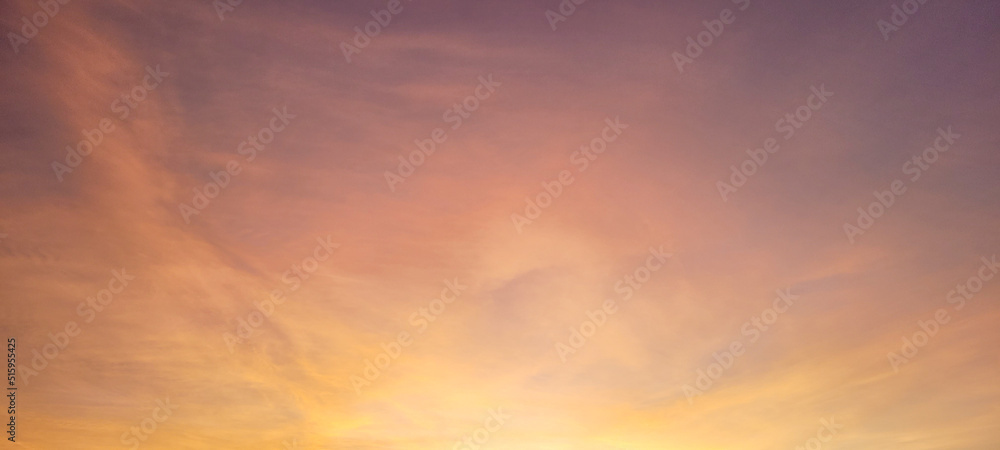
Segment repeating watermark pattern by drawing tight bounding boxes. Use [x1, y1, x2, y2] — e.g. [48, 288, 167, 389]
[510, 117, 627, 233]
[682, 288, 799, 403]
[717, 84, 833, 201]
[178, 107, 295, 224]
[212, 0, 244, 21]
[842, 126, 959, 244]
[555, 246, 670, 362]
[877, 0, 933, 41]
[4, 2, 993, 447]
[6, 0, 72, 54]
[350, 278, 467, 394]
[223, 236, 338, 352]
[453, 408, 511, 450]
[672, 0, 751, 73]
[384, 74, 501, 192]
[544, 0, 590, 31]
[119, 398, 177, 449]
[51, 65, 170, 182]
[339, 0, 414, 63]
[887, 255, 997, 373]
[794, 417, 844, 450]
[18, 269, 135, 385]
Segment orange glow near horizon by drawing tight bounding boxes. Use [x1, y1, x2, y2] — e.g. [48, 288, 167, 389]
[1, 0, 999, 448]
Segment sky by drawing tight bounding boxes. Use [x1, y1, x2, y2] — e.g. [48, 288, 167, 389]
[1, 0, 999, 448]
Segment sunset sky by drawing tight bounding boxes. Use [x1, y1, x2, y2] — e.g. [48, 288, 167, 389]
[1, 0, 999, 448]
